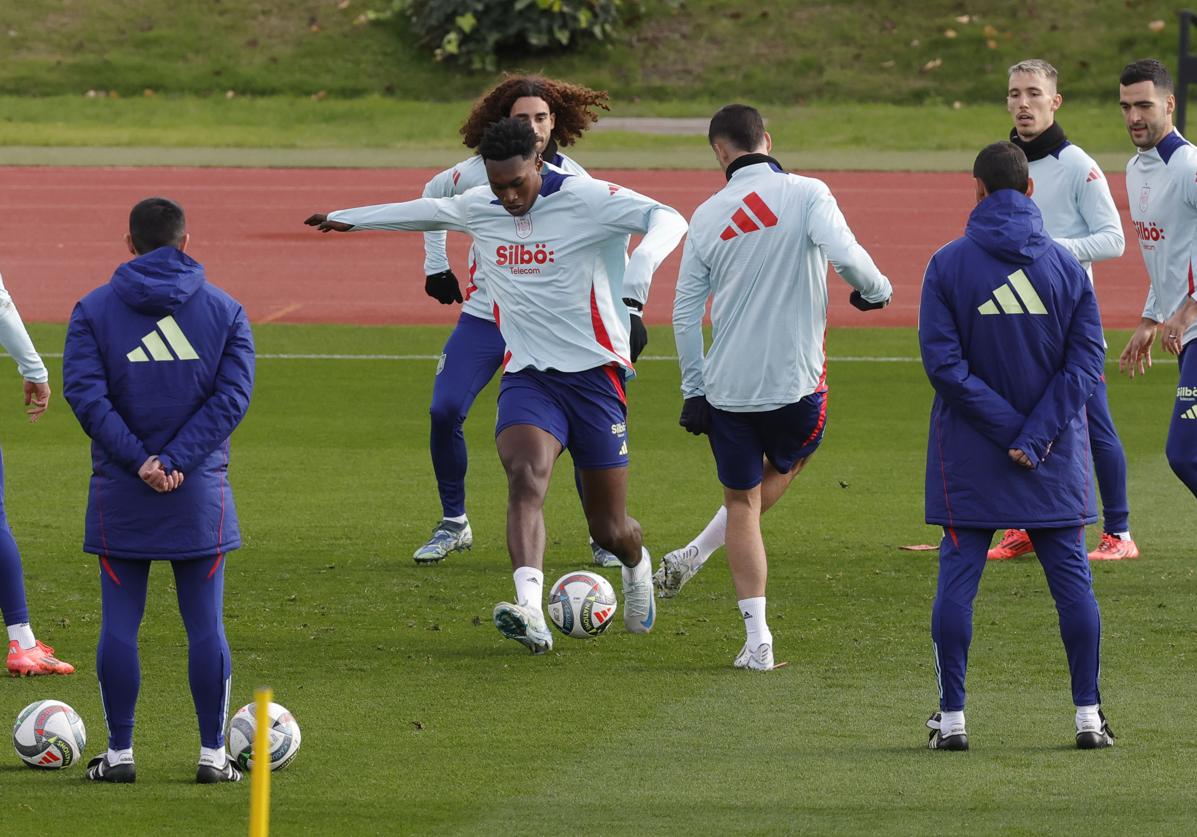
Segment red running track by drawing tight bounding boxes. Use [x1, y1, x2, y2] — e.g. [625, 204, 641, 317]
[0, 166, 1151, 328]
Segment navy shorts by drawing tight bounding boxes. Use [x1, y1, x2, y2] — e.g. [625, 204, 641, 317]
[496, 366, 629, 470]
[708, 390, 828, 489]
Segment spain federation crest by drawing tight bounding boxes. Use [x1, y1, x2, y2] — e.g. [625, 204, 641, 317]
[514, 214, 533, 239]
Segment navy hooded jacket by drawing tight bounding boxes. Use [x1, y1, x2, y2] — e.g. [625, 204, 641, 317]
[63, 247, 254, 560]
[919, 189, 1105, 530]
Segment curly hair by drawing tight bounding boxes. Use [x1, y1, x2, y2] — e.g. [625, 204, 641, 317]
[478, 117, 538, 162]
[460, 74, 610, 149]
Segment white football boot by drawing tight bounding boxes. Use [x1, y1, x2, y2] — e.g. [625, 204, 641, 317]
[653, 545, 700, 598]
[733, 642, 777, 671]
[492, 602, 553, 654]
[413, 520, 473, 564]
[622, 547, 656, 634]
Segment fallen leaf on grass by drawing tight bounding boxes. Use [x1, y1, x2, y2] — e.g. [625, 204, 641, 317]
[899, 544, 939, 551]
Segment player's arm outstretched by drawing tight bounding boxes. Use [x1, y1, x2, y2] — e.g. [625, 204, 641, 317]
[672, 234, 712, 435]
[305, 195, 473, 235]
[0, 273, 50, 423]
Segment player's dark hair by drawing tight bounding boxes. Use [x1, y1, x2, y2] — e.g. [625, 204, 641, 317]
[1120, 58, 1174, 93]
[972, 142, 1029, 194]
[460, 74, 609, 149]
[129, 197, 186, 254]
[478, 117, 539, 162]
[708, 104, 766, 152]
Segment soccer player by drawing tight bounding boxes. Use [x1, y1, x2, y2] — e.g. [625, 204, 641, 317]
[987, 59, 1134, 562]
[920, 142, 1111, 750]
[305, 118, 687, 654]
[0, 271, 74, 677]
[414, 75, 639, 569]
[63, 198, 255, 783]
[670, 104, 892, 669]
[1117, 59, 1197, 501]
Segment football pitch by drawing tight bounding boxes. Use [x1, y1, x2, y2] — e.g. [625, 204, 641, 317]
[3, 323, 1194, 835]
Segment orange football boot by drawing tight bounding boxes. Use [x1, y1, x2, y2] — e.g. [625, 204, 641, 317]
[1088, 533, 1141, 561]
[7, 640, 75, 676]
[987, 528, 1035, 560]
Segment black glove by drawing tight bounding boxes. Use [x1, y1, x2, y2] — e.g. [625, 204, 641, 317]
[849, 290, 889, 311]
[425, 270, 463, 305]
[623, 298, 648, 362]
[679, 396, 711, 436]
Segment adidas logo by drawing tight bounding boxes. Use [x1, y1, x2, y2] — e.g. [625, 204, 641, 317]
[1181, 406, 1197, 420]
[1086, 167, 1104, 183]
[618, 441, 628, 456]
[978, 270, 1047, 316]
[719, 192, 778, 241]
[127, 315, 200, 362]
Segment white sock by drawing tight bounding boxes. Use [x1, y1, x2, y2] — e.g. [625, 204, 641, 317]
[689, 506, 728, 567]
[512, 567, 544, 611]
[1076, 704, 1101, 730]
[443, 514, 468, 525]
[199, 746, 227, 768]
[107, 747, 134, 766]
[1113, 531, 1131, 541]
[621, 548, 651, 585]
[938, 710, 966, 735]
[738, 596, 772, 648]
[6, 622, 36, 650]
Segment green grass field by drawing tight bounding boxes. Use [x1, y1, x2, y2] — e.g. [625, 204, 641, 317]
[2, 324, 1194, 835]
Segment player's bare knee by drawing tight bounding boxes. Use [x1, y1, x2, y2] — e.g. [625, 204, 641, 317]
[504, 458, 551, 501]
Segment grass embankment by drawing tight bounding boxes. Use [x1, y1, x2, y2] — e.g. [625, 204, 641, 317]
[2, 323, 1194, 834]
[0, 1, 1181, 103]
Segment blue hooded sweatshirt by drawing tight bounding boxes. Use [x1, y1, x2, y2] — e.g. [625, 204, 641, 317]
[919, 189, 1105, 530]
[63, 247, 254, 560]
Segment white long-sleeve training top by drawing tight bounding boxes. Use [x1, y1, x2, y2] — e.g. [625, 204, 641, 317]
[1126, 130, 1197, 347]
[421, 152, 589, 322]
[673, 160, 891, 412]
[1028, 142, 1125, 279]
[331, 170, 687, 375]
[0, 272, 48, 383]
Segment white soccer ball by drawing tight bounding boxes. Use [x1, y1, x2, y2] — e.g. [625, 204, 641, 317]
[12, 700, 86, 769]
[547, 570, 618, 639]
[227, 701, 301, 771]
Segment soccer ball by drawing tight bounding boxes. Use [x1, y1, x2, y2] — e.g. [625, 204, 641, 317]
[227, 702, 301, 771]
[547, 571, 618, 638]
[12, 700, 86, 769]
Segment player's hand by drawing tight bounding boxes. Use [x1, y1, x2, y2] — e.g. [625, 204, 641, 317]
[23, 380, 49, 423]
[1119, 320, 1157, 377]
[1160, 299, 1197, 356]
[1008, 448, 1035, 470]
[850, 290, 889, 311]
[679, 396, 711, 436]
[425, 270, 463, 305]
[139, 456, 171, 493]
[624, 299, 648, 363]
[303, 214, 354, 233]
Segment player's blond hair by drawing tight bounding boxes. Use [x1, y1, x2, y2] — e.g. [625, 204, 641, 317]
[1008, 59, 1059, 90]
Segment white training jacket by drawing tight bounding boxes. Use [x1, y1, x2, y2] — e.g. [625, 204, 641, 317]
[331, 170, 687, 375]
[421, 152, 589, 322]
[1028, 143, 1124, 280]
[674, 159, 891, 412]
[0, 272, 48, 383]
[1126, 130, 1197, 347]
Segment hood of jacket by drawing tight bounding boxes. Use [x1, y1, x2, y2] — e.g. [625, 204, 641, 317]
[964, 189, 1050, 265]
[110, 247, 205, 316]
